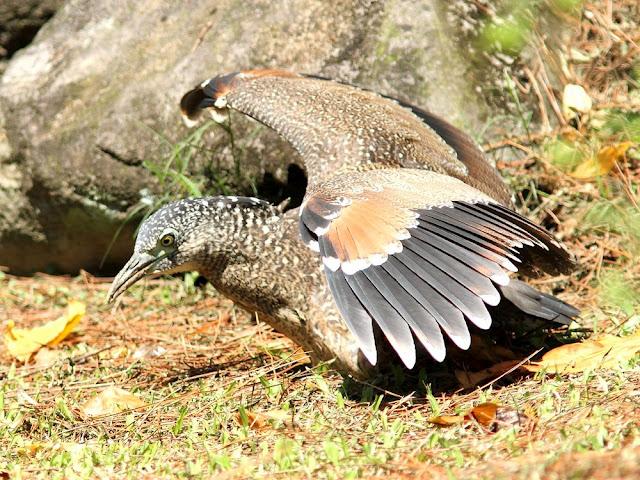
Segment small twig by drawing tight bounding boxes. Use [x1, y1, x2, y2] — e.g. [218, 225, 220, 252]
[190, 17, 216, 54]
[483, 127, 565, 152]
[614, 161, 640, 211]
[479, 348, 543, 391]
[535, 54, 567, 126]
[524, 66, 552, 133]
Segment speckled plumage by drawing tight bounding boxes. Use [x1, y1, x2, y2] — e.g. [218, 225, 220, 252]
[182, 70, 512, 205]
[109, 196, 365, 375]
[110, 70, 579, 377]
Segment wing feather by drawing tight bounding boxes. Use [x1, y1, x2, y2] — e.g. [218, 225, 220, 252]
[419, 214, 522, 263]
[400, 239, 492, 329]
[302, 169, 576, 366]
[364, 267, 446, 361]
[410, 225, 514, 281]
[451, 203, 544, 247]
[345, 272, 417, 368]
[382, 257, 472, 349]
[322, 262, 377, 364]
[400, 235, 501, 305]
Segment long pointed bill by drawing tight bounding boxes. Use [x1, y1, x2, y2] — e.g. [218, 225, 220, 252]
[107, 252, 160, 303]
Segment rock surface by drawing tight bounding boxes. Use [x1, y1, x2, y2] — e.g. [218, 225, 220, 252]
[0, 0, 496, 275]
[0, 0, 63, 73]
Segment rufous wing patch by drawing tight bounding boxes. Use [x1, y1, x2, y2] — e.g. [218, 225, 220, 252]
[299, 169, 575, 369]
[312, 187, 422, 273]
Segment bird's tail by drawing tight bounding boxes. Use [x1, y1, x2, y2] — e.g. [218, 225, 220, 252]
[498, 279, 579, 325]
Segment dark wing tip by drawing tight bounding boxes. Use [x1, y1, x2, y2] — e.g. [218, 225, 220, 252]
[480, 203, 576, 276]
[499, 279, 580, 325]
[180, 85, 213, 121]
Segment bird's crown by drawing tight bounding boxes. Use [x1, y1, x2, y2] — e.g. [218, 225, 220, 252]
[135, 196, 276, 253]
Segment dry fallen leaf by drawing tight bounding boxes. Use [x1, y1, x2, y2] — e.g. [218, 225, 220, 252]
[32, 347, 66, 368]
[4, 301, 85, 362]
[234, 409, 290, 430]
[455, 331, 640, 383]
[429, 403, 526, 431]
[469, 402, 499, 427]
[524, 330, 640, 374]
[571, 142, 633, 179]
[81, 387, 147, 417]
[427, 414, 465, 426]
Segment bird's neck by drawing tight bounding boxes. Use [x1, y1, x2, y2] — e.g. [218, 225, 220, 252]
[196, 213, 316, 337]
[195, 211, 369, 377]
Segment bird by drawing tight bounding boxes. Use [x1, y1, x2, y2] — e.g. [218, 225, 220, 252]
[108, 69, 579, 378]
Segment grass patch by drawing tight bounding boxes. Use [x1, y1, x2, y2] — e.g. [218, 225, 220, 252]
[0, 275, 638, 479]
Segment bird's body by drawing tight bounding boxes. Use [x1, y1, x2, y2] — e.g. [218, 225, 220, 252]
[109, 70, 579, 378]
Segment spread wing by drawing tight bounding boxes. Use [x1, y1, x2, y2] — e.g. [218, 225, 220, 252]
[180, 69, 500, 197]
[300, 169, 573, 368]
[179, 69, 577, 367]
[304, 74, 513, 205]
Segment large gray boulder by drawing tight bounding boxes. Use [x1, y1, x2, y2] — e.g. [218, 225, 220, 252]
[0, 0, 495, 275]
[0, 0, 63, 74]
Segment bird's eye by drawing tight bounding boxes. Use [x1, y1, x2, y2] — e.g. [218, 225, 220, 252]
[160, 233, 175, 248]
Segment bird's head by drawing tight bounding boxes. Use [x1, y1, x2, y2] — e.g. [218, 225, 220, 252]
[107, 196, 277, 303]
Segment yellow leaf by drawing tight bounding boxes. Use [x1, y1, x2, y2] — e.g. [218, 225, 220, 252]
[524, 330, 640, 374]
[4, 301, 86, 362]
[81, 387, 147, 417]
[571, 142, 633, 179]
[427, 415, 465, 426]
